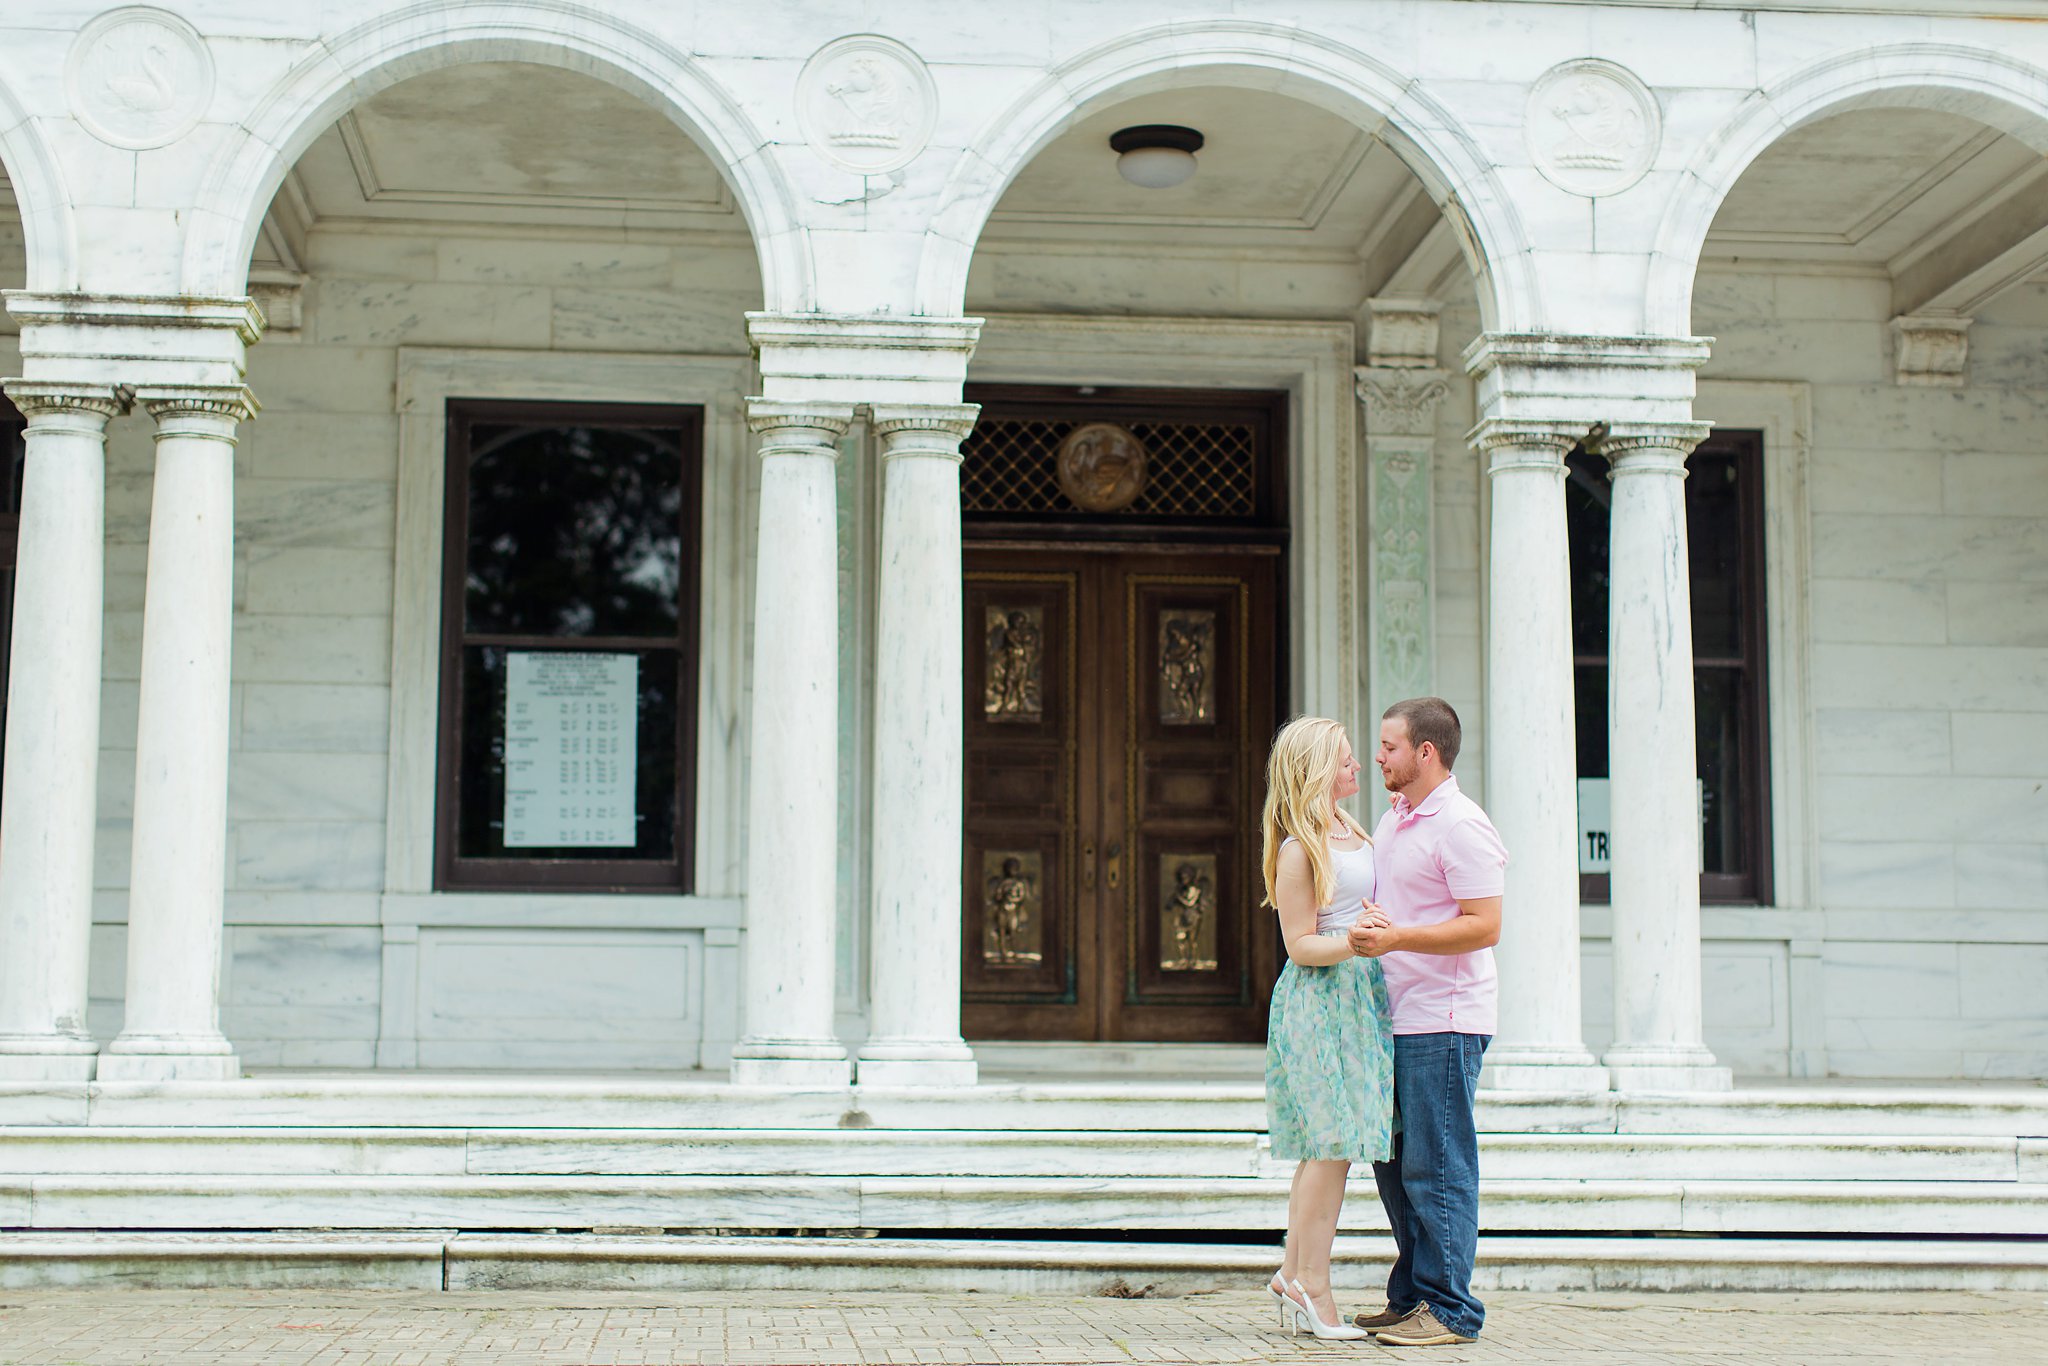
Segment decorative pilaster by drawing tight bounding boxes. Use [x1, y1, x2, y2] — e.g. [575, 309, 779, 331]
[100, 385, 258, 1082]
[0, 382, 122, 1080]
[1599, 424, 1732, 1092]
[1470, 420, 1610, 1092]
[730, 399, 856, 1088]
[859, 402, 981, 1087]
[1355, 366, 1449, 712]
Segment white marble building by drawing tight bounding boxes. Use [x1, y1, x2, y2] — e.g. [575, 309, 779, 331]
[0, 0, 2044, 1128]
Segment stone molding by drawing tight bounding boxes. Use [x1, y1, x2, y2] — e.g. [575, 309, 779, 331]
[869, 403, 981, 460]
[4, 292, 265, 393]
[1365, 298, 1443, 368]
[748, 313, 983, 406]
[1356, 365, 1450, 712]
[1598, 422, 1714, 476]
[1355, 367, 1449, 439]
[1890, 314, 1972, 387]
[1465, 333, 1714, 434]
[0, 380, 122, 423]
[139, 385, 260, 429]
[744, 399, 855, 457]
[915, 18, 1539, 328]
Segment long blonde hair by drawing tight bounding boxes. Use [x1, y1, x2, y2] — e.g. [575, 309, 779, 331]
[1260, 716, 1368, 911]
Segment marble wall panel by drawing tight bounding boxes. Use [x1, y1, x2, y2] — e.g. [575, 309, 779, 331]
[240, 684, 391, 754]
[1809, 384, 2048, 457]
[1943, 452, 2048, 519]
[1951, 712, 2048, 777]
[310, 280, 553, 349]
[1577, 940, 1788, 1074]
[1806, 579, 1946, 645]
[549, 287, 754, 354]
[1703, 320, 1885, 387]
[244, 547, 395, 617]
[303, 232, 439, 283]
[1811, 513, 2048, 583]
[87, 924, 125, 1038]
[1946, 583, 2048, 647]
[223, 926, 381, 1053]
[1801, 448, 1942, 518]
[1812, 708, 1951, 775]
[235, 478, 397, 550]
[1822, 942, 1960, 1020]
[1816, 773, 2048, 845]
[435, 240, 678, 290]
[233, 616, 392, 685]
[228, 752, 387, 823]
[1953, 844, 2048, 911]
[413, 929, 702, 1070]
[1810, 643, 2048, 713]
[247, 346, 396, 415]
[241, 412, 401, 482]
[1766, 274, 1892, 323]
[1817, 841, 1957, 910]
[232, 821, 385, 892]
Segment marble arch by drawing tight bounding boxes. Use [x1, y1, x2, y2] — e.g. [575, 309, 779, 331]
[0, 67, 75, 292]
[179, 0, 803, 307]
[914, 19, 1537, 331]
[1648, 41, 2048, 337]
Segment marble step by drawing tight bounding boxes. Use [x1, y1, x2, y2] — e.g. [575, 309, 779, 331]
[3, 1174, 2043, 1235]
[0, 1127, 2034, 1182]
[3, 1230, 2047, 1294]
[5, 1078, 2046, 1135]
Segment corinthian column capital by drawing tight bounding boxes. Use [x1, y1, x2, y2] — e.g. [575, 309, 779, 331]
[868, 402, 980, 458]
[1355, 367, 1450, 440]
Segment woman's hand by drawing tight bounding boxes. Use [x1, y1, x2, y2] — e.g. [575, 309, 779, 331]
[1349, 901, 1398, 957]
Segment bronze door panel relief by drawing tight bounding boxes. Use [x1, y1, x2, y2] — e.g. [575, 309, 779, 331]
[962, 550, 1279, 1044]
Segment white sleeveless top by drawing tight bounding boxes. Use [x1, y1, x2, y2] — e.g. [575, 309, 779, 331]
[1280, 834, 1378, 935]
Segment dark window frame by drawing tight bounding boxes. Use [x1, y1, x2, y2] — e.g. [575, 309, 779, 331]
[434, 398, 704, 894]
[1574, 429, 1772, 906]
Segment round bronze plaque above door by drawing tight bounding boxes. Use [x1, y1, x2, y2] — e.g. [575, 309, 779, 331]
[1055, 422, 1148, 513]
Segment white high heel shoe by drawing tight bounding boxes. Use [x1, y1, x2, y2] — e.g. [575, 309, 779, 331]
[1265, 1271, 1291, 1326]
[1284, 1278, 1368, 1341]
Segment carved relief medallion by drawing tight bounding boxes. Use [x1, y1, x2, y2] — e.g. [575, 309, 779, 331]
[1525, 59, 1660, 198]
[1158, 609, 1216, 725]
[797, 35, 937, 175]
[1056, 422, 1148, 513]
[981, 850, 1044, 965]
[1160, 854, 1219, 972]
[67, 6, 214, 150]
[983, 605, 1045, 722]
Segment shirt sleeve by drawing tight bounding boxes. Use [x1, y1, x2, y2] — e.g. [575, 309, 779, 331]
[1440, 814, 1508, 899]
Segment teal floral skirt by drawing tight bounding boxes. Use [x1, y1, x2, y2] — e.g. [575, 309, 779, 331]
[1265, 952, 1396, 1163]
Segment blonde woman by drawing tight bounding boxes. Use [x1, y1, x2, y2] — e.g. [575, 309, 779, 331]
[1259, 716, 1396, 1341]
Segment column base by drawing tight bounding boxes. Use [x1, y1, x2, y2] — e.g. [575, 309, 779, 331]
[729, 1040, 851, 1089]
[0, 1039, 99, 1081]
[1603, 1044, 1733, 1092]
[857, 1040, 979, 1088]
[1479, 1044, 1610, 1092]
[95, 1049, 240, 1082]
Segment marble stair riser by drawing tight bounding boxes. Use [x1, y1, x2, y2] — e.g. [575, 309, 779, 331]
[7, 1177, 2045, 1236]
[0, 1130, 2023, 1183]
[3, 1083, 2044, 1136]
[4, 1233, 2048, 1295]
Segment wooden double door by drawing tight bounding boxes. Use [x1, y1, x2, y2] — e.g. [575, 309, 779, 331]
[961, 546, 1281, 1042]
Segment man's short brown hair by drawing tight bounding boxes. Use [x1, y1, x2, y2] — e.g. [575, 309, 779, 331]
[1383, 696, 1462, 770]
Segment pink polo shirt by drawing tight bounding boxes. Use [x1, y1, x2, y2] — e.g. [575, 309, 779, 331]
[1369, 774, 1508, 1037]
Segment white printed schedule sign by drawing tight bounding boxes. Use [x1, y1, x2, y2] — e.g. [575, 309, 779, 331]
[503, 651, 638, 847]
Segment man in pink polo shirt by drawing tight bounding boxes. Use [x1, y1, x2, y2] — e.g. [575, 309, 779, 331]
[1346, 696, 1505, 1347]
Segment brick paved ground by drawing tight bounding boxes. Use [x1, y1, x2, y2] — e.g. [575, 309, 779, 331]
[1, 1289, 2043, 1365]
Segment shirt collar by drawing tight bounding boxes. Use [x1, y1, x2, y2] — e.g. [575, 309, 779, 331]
[1390, 773, 1460, 825]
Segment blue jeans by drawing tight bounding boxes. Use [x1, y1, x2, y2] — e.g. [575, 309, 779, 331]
[1371, 1031, 1488, 1338]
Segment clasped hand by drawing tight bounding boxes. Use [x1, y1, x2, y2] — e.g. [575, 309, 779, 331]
[1348, 901, 1397, 958]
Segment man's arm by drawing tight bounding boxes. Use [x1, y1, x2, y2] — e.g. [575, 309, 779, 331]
[1349, 896, 1500, 957]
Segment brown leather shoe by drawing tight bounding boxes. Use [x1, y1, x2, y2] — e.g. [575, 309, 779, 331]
[1372, 1305, 1477, 1346]
[1352, 1304, 1417, 1330]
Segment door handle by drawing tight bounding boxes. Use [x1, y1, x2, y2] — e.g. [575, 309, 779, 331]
[1105, 841, 1122, 890]
[1083, 843, 1096, 891]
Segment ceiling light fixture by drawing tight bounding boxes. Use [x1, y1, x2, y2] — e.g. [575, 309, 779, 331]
[1110, 124, 1204, 190]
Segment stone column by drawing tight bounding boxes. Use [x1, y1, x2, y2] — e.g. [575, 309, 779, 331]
[1473, 422, 1609, 1091]
[730, 400, 855, 1087]
[858, 403, 980, 1087]
[0, 383, 121, 1079]
[99, 386, 256, 1082]
[1601, 427, 1732, 1091]
[1355, 365, 1448, 714]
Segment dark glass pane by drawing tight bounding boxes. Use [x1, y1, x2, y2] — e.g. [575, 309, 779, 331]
[1687, 447, 1745, 658]
[1696, 666, 1747, 877]
[457, 644, 681, 862]
[1563, 446, 1611, 656]
[1573, 662, 1608, 780]
[464, 422, 684, 638]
